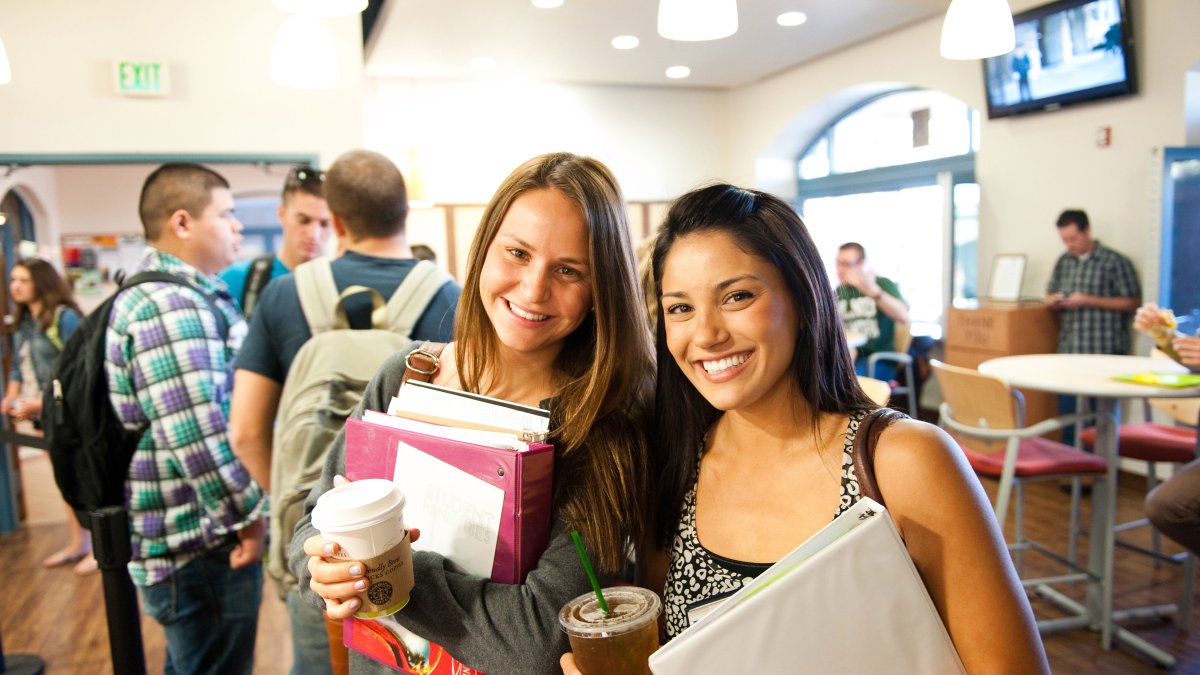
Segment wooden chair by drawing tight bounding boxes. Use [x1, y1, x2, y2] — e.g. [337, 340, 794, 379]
[857, 376, 893, 407]
[867, 321, 916, 414]
[931, 359, 1111, 592]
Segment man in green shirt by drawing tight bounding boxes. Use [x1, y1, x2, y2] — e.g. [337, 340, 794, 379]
[835, 242, 910, 380]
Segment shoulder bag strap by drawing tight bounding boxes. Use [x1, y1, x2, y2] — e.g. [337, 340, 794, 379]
[401, 341, 447, 386]
[852, 407, 911, 507]
[294, 257, 340, 336]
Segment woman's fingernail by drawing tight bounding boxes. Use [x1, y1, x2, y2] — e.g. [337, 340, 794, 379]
[323, 543, 335, 555]
[349, 564, 362, 576]
[354, 579, 367, 591]
[348, 598, 361, 610]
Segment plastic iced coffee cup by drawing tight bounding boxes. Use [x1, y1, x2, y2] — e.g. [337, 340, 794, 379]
[311, 478, 414, 619]
[559, 586, 661, 675]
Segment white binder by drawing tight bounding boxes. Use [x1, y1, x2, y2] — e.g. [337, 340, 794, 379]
[649, 498, 966, 675]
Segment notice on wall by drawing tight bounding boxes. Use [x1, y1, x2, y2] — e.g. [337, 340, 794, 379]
[62, 234, 145, 294]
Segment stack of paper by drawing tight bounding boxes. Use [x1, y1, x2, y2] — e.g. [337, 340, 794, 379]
[342, 381, 556, 674]
[649, 498, 965, 675]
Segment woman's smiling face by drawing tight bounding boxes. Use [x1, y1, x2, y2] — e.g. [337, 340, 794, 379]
[478, 187, 593, 363]
[661, 229, 800, 413]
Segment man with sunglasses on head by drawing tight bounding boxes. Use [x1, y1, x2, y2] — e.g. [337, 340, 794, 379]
[220, 165, 332, 322]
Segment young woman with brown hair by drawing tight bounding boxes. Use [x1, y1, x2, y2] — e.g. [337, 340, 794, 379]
[291, 152, 653, 674]
[3, 257, 90, 572]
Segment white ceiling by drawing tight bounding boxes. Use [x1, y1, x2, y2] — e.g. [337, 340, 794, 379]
[365, 0, 949, 89]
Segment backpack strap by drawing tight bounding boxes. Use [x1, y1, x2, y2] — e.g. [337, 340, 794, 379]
[46, 305, 66, 351]
[851, 407, 910, 508]
[402, 341, 447, 386]
[241, 254, 276, 320]
[295, 257, 340, 336]
[384, 260, 453, 335]
[121, 270, 229, 341]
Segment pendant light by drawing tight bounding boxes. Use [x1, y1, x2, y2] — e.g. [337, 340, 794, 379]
[657, 0, 738, 42]
[939, 0, 1016, 60]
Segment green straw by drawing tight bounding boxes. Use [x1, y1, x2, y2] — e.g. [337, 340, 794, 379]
[570, 529, 610, 616]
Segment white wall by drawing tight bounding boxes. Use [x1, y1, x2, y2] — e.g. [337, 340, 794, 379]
[365, 78, 727, 203]
[0, 0, 364, 165]
[728, 0, 1200, 305]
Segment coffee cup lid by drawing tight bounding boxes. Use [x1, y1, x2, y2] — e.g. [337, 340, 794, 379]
[312, 479, 406, 532]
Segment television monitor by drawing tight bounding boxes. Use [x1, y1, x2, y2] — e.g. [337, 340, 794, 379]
[982, 0, 1136, 119]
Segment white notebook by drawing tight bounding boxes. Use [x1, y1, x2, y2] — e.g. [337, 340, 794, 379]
[649, 498, 966, 675]
[388, 379, 550, 441]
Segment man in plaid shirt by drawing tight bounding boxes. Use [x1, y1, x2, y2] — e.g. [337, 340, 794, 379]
[1046, 209, 1141, 355]
[106, 163, 264, 674]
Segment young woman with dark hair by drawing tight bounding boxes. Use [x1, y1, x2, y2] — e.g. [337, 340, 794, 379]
[573, 184, 1049, 674]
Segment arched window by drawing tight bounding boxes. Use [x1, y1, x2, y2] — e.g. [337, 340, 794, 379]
[797, 88, 980, 338]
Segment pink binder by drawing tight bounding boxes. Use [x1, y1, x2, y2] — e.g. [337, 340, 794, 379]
[343, 416, 554, 583]
[341, 416, 555, 674]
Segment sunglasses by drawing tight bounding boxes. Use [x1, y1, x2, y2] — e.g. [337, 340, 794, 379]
[286, 165, 325, 191]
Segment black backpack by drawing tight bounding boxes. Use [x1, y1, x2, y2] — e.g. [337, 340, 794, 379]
[240, 254, 275, 322]
[44, 271, 229, 520]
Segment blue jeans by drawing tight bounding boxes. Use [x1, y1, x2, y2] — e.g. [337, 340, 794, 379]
[140, 552, 262, 675]
[286, 588, 334, 675]
[855, 355, 896, 383]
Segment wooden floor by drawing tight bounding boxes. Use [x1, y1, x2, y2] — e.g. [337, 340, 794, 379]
[5, 451, 1200, 673]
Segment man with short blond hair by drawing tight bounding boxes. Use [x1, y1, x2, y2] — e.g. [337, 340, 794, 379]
[230, 149, 459, 675]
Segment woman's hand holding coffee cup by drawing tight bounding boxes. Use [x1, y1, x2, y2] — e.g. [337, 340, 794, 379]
[304, 528, 421, 619]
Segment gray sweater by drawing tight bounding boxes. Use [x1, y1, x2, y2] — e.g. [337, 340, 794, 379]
[289, 352, 596, 674]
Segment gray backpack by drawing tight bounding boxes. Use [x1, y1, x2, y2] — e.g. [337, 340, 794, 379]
[266, 257, 452, 592]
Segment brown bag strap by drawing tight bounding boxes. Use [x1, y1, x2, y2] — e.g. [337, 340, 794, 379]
[852, 408, 910, 508]
[401, 341, 447, 386]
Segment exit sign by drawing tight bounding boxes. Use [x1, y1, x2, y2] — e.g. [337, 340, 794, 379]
[113, 60, 170, 97]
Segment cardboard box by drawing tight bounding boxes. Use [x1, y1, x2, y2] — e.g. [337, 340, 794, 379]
[945, 303, 1058, 354]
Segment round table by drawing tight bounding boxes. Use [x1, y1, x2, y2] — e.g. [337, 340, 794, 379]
[979, 354, 1200, 667]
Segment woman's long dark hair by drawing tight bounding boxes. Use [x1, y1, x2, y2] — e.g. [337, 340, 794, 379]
[651, 184, 875, 548]
[12, 258, 81, 332]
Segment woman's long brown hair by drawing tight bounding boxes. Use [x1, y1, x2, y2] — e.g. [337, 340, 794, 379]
[11, 258, 81, 332]
[452, 153, 653, 573]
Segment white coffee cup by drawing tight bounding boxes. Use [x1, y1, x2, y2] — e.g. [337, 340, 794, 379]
[312, 478, 414, 618]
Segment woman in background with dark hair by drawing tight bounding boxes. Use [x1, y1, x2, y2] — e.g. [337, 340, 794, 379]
[3, 257, 91, 572]
[644, 184, 1047, 672]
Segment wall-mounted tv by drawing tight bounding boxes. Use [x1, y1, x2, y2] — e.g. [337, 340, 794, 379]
[982, 0, 1136, 119]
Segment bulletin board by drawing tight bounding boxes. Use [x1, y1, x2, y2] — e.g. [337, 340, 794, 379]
[61, 234, 145, 294]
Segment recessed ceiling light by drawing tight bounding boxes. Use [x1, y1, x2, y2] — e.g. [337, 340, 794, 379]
[665, 65, 691, 79]
[777, 11, 808, 27]
[470, 57, 497, 71]
[531, 0, 563, 8]
[611, 35, 640, 50]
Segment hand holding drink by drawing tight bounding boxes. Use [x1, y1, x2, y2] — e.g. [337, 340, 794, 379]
[309, 478, 415, 619]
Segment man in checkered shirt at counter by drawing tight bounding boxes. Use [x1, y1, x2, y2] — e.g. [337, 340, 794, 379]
[1045, 208, 1141, 355]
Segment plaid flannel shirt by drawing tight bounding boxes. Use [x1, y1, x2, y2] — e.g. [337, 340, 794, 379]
[1047, 241, 1140, 355]
[105, 248, 263, 587]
